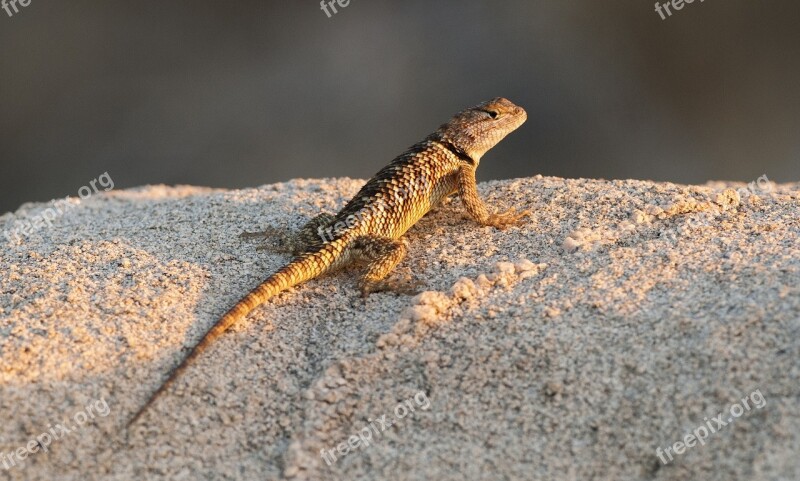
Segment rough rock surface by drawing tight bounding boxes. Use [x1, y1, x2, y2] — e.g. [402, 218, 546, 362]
[1, 176, 798, 480]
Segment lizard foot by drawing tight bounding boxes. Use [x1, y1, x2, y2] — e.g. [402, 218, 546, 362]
[239, 227, 295, 252]
[485, 208, 531, 230]
[360, 275, 425, 297]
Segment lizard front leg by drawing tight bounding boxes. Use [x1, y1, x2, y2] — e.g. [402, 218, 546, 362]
[457, 165, 529, 229]
[352, 235, 423, 296]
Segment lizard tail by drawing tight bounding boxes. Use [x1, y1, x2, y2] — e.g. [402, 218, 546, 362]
[126, 246, 337, 428]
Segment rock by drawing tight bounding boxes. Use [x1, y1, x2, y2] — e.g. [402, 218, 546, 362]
[1, 176, 798, 480]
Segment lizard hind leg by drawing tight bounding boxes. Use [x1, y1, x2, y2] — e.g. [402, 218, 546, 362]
[240, 212, 335, 255]
[352, 235, 424, 296]
[295, 212, 337, 254]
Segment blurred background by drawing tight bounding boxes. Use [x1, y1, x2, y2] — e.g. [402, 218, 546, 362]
[1, 0, 798, 214]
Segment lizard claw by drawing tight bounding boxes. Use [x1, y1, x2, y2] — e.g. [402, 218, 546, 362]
[239, 231, 265, 239]
[486, 208, 530, 229]
[360, 276, 425, 297]
[240, 228, 295, 253]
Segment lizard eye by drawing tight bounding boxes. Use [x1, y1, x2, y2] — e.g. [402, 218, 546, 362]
[486, 110, 500, 119]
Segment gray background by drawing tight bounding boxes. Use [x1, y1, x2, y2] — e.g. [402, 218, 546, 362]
[1, 0, 799, 214]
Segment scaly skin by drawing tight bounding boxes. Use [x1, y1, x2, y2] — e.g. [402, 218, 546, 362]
[127, 97, 528, 428]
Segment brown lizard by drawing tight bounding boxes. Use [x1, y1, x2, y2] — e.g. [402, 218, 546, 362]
[127, 97, 528, 427]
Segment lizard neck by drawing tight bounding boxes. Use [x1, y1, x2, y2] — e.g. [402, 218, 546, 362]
[438, 138, 480, 167]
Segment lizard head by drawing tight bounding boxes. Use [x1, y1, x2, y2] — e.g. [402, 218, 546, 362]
[438, 97, 527, 164]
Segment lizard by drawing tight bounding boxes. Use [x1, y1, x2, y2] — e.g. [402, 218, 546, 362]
[126, 97, 529, 428]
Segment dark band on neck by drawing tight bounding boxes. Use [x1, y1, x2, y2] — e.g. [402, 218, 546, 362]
[440, 139, 477, 166]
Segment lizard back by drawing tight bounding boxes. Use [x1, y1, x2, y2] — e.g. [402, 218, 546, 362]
[333, 137, 464, 240]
